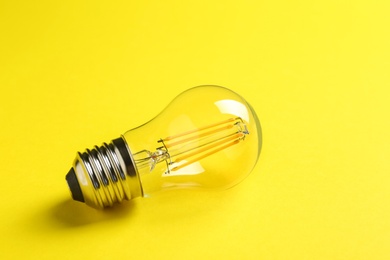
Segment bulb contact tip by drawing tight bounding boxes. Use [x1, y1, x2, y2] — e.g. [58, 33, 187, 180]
[65, 168, 85, 202]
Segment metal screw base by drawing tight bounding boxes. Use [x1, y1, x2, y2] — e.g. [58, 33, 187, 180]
[66, 137, 142, 209]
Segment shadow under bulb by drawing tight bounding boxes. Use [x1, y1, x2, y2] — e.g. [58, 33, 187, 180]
[65, 85, 262, 209]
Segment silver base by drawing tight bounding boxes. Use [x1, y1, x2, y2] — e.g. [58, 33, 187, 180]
[66, 137, 143, 209]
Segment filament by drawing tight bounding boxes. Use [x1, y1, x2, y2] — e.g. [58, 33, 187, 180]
[174, 133, 244, 162]
[163, 124, 234, 149]
[134, 117, 248, 173]
[171, 138, 242, 171]
[162, 118, 236, 141]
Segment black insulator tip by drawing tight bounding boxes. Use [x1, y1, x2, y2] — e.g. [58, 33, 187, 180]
[66, 168, 85, 203]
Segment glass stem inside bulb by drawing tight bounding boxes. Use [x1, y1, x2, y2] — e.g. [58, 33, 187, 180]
[132, 117, 248, 175]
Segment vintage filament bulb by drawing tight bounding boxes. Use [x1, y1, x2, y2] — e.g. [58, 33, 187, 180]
[65, 85, 262, 209]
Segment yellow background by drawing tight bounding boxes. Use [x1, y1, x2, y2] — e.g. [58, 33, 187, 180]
[1, 0, 389, 259]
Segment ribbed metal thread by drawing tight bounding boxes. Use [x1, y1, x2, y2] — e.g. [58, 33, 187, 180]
[78, 142, 131, 207]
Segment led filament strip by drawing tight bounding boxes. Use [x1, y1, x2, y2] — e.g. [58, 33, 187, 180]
[134, 117, 249, 173]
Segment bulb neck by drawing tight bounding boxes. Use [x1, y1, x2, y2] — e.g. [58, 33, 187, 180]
[66, 137, 143, 209]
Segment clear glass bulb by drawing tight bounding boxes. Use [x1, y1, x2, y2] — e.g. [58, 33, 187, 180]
[66, 85, 262, 209]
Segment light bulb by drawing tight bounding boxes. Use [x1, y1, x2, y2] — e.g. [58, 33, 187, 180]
[65, 85, 262, 209]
